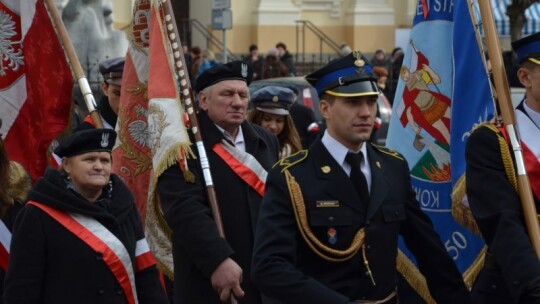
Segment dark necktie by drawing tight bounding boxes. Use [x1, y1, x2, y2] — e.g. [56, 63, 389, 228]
[345, 152, 370, 204]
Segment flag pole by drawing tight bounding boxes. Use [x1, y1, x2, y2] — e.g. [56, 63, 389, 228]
[157, 1, 237, 301]
[157, 0, 227, 241]
[42, 0, 104, 129]
[477, 0, 540, 257]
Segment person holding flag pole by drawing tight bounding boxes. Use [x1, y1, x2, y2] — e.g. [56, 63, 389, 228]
[464, 1, 540, 302]
[145, 0, 279, 303]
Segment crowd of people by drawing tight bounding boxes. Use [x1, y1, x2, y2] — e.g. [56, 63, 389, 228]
[2, 30, 540, 304]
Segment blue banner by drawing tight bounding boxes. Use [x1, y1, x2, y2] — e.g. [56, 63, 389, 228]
[388, 0, 494, 292]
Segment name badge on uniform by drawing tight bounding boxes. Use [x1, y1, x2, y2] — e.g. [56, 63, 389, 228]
[316, 200, 340, 208]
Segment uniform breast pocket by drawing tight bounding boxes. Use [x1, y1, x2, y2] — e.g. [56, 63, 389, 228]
[308, 207, 353, 227]
[382, 204, 406, 223]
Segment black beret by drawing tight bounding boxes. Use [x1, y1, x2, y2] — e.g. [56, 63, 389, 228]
[99, 57, 125, 85]
[54, 129, 117, 158]
[305, 51, 379, 97]
[512, 31, 540, 64]
[251, 86, 294, 115]
[195, 60, 253, 93]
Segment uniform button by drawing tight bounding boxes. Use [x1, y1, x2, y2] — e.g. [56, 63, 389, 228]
[394, 211, 400, 217]
[116, 290, 123, 295]
[365, 220, 370, 226]
[96, 254, 103, 261]
[491, 284, 497, 290]
[328, 216, 334, 222]
[98, 289, 105, 295]
[366, 245, 371, 251]
[513, 281, 519, 286]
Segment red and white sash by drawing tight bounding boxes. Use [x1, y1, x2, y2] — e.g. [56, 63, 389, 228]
[212, 140, 268, 197]
[0, 219, 11, 272]
[516, 110, 540, 200]
[27, 201, 140, 304]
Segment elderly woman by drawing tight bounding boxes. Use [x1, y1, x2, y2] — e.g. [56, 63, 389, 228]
[248, 86, 302, 158]
[4, 129, 167, 304]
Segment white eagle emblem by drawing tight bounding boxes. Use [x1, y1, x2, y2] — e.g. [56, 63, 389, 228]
[241, 63, 248, 78]
[128, 120, 150, 148]
[0, 10, 24, 77]
[101, 132, 109, 148]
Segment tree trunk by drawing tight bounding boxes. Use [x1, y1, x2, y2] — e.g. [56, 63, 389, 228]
[507, 0, 538, 42]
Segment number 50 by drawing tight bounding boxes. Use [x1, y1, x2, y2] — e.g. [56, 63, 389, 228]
[445, 232, 467, 260]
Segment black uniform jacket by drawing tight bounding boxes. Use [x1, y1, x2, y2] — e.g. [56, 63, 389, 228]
[3, 168, 167, 304]
[289, 103, 319, 149]
[75, 95, 117, 131]
[252, 138, 470, 304]
[466, 107, 540, 303]
[157, 110, 279, 304]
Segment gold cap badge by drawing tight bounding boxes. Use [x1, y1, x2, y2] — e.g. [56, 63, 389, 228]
[272, 96, 279, 102]
[353, 50, 365, 68]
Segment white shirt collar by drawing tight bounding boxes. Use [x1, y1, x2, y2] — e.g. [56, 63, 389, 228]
[524, 101, 540, 129]
[321, 130, 369, 171]
[321, 130, 372, 191]
[215, 124, 246, 152]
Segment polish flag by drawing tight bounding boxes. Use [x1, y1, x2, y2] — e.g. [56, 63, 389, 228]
[0, 0, 73, 182]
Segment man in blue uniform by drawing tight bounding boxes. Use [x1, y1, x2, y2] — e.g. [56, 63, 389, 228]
[466, 31, 540, 303]
[251, 51, 470, 303]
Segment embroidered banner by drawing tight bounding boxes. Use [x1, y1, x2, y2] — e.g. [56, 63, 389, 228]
[387, 0, 493, 298]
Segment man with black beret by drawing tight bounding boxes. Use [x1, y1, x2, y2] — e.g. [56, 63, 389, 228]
[76, 57, 124, 130]
[465, 31, 540, 303]
[157, 61, 279, 303]
[251, 51, 470, 303]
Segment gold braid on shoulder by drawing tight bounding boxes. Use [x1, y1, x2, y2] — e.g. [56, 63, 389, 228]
[284, 169, 365, 262]
[483, 124, 518, 191]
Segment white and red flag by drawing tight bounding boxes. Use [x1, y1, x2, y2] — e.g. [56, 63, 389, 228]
[111, 0, 152, 223]
[111, 0, 192, 276]
[144, 0, 193, 276]
[0, 0, 73, 182]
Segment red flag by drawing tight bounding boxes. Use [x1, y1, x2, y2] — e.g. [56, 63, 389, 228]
[0, 0, 73, 182]
[144, 0, 193, 276]
[111, 0, 152, 223]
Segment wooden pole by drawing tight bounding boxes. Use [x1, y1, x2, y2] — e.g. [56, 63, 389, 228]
[478, 0, 540, 257]
[157, 1, 237, 302]
[43, 0, 104, 128]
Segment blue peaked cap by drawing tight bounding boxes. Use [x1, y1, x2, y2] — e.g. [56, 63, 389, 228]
[305, 52, 379, 97]
[512, 31, 540, 64]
